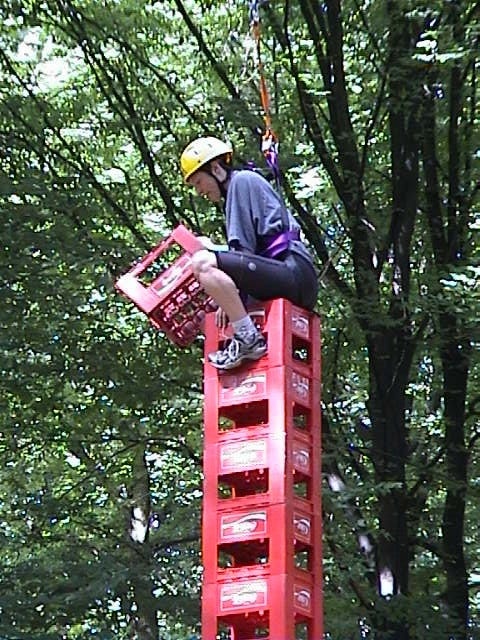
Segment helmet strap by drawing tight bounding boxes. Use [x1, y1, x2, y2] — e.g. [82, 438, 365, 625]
[207, 160, 231, 198]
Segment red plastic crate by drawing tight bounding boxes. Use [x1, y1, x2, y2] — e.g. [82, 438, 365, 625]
[115, 225, 216, 347]
[213, 425, 313, 479]
[216, 617, 315, 640]
[203, 364, 321, 446]
[202, 497, 321, 584]
[202, 427, 318, 505]
[202, 568, 323, 638]
[205, 398, 318, 445]
[217, 614, 314, 640]
[205, 565, 314, 614]
[214, 498, 316, 547]
[204, 298, 321, 380]
[215, 365, 315, 410]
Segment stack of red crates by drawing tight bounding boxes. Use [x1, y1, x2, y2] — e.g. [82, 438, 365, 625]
[115, 225, 216, 347]
[202, 299, 323, 639]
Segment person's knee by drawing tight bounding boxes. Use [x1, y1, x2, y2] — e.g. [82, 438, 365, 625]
[191, 249, 217, 279]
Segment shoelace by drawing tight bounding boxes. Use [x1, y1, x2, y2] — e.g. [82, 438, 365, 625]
[216, 337, 242, 364]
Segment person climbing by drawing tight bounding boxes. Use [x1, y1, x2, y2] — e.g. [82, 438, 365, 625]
[180, 135, 318, 370]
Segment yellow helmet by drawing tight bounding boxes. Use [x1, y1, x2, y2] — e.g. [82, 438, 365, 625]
[180, 136, 233, 182]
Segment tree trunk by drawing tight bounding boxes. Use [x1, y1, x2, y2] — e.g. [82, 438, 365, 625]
[419, 17, 471, 633]
[128, 444, 158, 639]
[440, 315, 470, 639]
[367, 330, 410, 640]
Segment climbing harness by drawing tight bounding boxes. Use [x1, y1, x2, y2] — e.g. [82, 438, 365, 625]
[248, 0, 280, 188]
[260, 229, 300, 259]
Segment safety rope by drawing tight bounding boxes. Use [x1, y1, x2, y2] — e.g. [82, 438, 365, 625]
[248, 0, 280, 187]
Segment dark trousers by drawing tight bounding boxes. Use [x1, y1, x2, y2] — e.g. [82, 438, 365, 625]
[216, 250, 318, 311]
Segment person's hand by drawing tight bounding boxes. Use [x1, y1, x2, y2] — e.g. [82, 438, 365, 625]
[215, 307, 229, 329]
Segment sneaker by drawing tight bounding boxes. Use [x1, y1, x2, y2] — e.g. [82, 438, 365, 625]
[208, 332, 267, 370]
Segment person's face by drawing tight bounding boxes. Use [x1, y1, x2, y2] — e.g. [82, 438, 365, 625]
[188, 169, 222, 203]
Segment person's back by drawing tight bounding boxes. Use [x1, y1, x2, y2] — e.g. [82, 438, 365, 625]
[225, 169, 313, 264]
